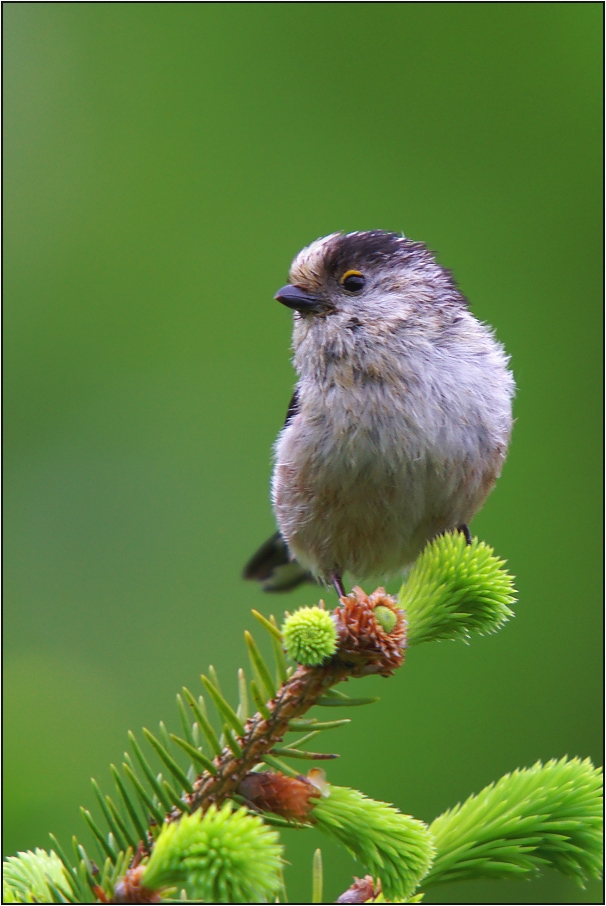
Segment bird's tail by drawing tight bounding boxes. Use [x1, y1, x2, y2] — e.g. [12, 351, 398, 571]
[242, 531, 317, 592]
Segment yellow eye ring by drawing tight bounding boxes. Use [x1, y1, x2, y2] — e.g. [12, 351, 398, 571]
[340, 270, 366, 293]
[340, 269, 363, 284]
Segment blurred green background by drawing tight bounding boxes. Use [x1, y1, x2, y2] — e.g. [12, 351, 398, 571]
[4, 3, 602, 903]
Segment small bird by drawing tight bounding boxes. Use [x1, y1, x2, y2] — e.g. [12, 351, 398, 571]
[243, 231, 514, 597]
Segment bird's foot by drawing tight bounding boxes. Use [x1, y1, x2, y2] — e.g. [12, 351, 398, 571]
[457, 523, 472, 545]
[330, 572, 346, 598]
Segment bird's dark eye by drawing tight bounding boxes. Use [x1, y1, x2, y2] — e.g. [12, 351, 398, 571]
[341, 270, 366, 293]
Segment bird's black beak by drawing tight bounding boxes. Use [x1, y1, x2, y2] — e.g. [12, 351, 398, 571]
[274, 284, 325, 314]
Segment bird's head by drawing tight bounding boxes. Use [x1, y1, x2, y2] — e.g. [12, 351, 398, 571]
[275, 231, 467, 332]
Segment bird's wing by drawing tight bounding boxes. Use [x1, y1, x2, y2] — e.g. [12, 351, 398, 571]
[283, 385, 300, 429]
[242, 531, 317, 592]
[242, 386, 314, 592]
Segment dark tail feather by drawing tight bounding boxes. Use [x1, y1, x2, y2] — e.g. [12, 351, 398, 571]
[243, 531, 317, 592]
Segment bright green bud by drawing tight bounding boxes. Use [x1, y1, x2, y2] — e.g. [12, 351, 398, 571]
[400, 532, 516, 646]
[282, 606, 337, 665]
[141, 802, 284, 903]
[374, 605, 398, 634]
[312, 784, 435, 900]
[2, 849, 71, 904]
[424, 757, 603, 889]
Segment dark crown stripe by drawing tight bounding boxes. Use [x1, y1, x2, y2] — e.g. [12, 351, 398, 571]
[325, 230, 431, 275]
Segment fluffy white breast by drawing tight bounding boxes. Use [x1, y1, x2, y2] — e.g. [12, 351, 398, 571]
[272, 291, 514, 582]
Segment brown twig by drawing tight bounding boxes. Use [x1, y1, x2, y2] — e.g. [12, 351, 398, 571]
[185, 659, 350, 813]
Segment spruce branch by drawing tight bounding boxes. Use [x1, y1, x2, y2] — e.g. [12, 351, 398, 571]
[184, 588, 405, 814]
[401, 532, 516, 646]
[136, 803, 284, 903]
[422, 757, 603, 889]
[3, 849, 74, 904]
[4, 533, 601, 905]
[311, 783, 435, 901]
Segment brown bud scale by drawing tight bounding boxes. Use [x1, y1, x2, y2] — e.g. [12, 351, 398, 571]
[238, 770, 320, 820]
[336, 874, 380, 903]
[110, 866, 161, 904]
[333, 587, 406, 676]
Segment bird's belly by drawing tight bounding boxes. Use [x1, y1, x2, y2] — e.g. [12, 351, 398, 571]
[273, 421, 494, 581]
